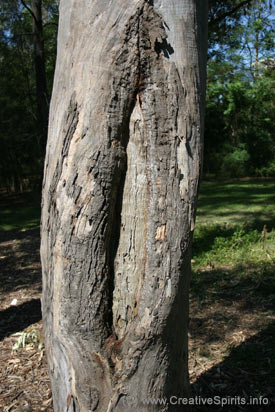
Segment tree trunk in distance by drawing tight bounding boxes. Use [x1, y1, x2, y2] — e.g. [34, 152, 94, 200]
[32, 0, 49, 147]
[41, 1, 208, 411]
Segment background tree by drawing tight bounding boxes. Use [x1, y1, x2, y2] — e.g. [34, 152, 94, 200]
[0, 0, 273, 194]
[21, 0, 49, 146]
[41, 1, 208, 410]
[204, 0, 275, 178]
[0, 0, 58, 192]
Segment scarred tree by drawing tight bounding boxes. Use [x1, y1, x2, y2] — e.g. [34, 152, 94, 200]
[41, 1, 208, 411]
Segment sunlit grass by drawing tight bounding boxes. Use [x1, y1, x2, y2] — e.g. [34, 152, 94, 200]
[193, 179, 275, 268]
[192, 178, 275, 310]
[192, 224, 274, 269]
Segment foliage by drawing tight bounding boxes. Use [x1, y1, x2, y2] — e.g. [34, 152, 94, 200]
[220, 144, 250, 178]
[205, 0, 275, 178]
[205, 67, 275, 178]
[256, 160, 275, 177]
[0, 0, 58, 192]
[12, 329, 44, 351]
[0, 0, 274, 190]
[208, 0, 274, 63]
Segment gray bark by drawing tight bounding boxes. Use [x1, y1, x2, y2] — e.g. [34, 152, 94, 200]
[41, 1, 208, 411]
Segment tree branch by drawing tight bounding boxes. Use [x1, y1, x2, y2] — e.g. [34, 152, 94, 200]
[20, 0, 38, 24]
[209, 0, 253, 28]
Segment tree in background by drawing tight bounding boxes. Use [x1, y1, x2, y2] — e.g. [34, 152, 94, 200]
[0, 0, 273, 193]
[21, 0, 49, 146]
[41, 1, 208, 410]
[205, 0, 275, 178]
[0, 0, 58, 192]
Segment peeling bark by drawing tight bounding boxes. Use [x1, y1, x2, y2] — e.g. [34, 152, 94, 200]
[41, 1, 208, 411]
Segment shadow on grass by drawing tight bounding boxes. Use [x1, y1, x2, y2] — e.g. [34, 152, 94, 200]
[0, 191, 41, 231]
[0, 298, 41, 340]
[198, 179, 275, 208]
[196, 179, 275, 229]
[0, 228, 41, 294]
[191, 321, 275, 411]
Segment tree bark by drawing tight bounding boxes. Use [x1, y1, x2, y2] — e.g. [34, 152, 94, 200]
[41, 1, 208, 411]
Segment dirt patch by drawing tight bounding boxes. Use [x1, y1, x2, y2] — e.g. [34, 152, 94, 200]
[0, 228, 52, 412]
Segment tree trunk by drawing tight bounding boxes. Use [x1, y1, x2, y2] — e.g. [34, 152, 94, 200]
[32, 0, 49, 147]
[41, 1, 208, 411]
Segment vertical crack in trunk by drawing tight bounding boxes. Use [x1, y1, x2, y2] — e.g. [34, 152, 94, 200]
[108, 0, 175, 356]
[104, 4, 145, 339]
[112, 97, 148, 339]
[110, 1, 157, 341]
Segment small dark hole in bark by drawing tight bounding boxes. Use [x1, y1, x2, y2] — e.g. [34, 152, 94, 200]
[154, 38, 174, 58]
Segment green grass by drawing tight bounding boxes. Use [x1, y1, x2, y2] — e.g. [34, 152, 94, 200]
[196, 179, 275, 226]
[193, 179, 275, 269]
[0, 192, 41, 231]
[190, 180, 275, 399]
[191, 179, 275, 311]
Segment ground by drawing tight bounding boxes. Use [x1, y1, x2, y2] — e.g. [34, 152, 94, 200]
[0, 181, 274, 411]
[0, 228, 51, 411]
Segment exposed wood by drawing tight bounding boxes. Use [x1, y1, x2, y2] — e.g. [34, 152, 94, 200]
[41, 1, 208, 411]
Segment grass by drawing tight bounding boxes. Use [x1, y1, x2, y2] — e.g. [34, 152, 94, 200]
[192, 178, 275, 310]
[0, 191, 41, 231]
[196, 179, 274, 228]
[190, 179, 275, 407]
[193, 179, 275, 268]
[192, 223, 274, 269]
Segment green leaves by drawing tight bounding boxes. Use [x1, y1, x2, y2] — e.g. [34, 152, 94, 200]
[205, 1, 275, 179]
[0, 0, 58, 192]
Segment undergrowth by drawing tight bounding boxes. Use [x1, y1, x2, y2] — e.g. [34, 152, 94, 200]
[192, 223, 274, 269]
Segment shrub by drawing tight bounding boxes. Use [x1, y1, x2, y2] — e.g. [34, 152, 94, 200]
[220, 144, 250, 178]
[255, 161, 275, 177]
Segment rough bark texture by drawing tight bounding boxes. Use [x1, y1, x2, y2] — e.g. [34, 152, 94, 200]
[41, 1, 208, 411]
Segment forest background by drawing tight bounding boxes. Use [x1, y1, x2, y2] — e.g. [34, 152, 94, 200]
[0, 0, 274, 194]
[0, 3, 274, 410]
